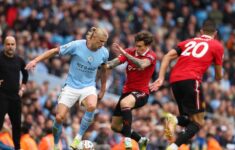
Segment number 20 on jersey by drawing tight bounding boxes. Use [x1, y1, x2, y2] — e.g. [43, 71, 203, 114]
[181, 41, 209, 58]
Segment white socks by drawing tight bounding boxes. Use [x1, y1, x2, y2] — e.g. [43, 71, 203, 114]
[75, 134, 82, 140]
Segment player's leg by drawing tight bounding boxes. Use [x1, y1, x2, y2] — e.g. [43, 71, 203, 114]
[164, 81, 195, 143]
[167, 80, 205, 150]
[111, 93, 127, 133]
[53, 103, 69, 149]
[112, 92, 149, 149]
[119, 94, 136, 149]
[77, 94, 97, 138]
[170, 88, 191, 127]
[0, 93, 8, 130]
[173, 112, 204, 148]
[129, 92, 149, 149]
[174, 80, 204, 146]
[70, 86, 97, 149]
[163, 86, 183, 142]
[8, 95, 21, 149]
[54, 86, 79, 150]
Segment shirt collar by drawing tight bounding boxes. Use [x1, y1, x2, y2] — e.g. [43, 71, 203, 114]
[135, 48, 150, 56]
[201, 35, 213, 39]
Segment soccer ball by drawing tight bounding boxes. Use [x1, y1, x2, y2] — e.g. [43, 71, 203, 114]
[77, 140, 95, 150]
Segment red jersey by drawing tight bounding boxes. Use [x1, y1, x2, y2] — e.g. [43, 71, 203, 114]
[118, 48, 157, 94]
[170, 35, 224, 83]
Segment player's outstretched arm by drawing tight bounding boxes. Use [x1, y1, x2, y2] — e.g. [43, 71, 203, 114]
[113, 43, 151, 69]
[214, 65, 223, 80]
[149, 49, 178, 91]
[25, 47, 59, 70]
[98, 64, 108, 101]
[149, 78, 164, 92]
[105, 58, 121, 69]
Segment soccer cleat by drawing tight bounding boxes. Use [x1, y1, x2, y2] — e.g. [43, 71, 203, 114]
[124, 137, 132, 149]
[139, 137, 150, 150]
[163, 112, 177, 142]
[70, 138, 81, 150]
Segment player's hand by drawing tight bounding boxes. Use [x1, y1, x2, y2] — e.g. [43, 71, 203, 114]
[103, 64, 110, 70]
[25, 60, 37, 70]
[18, 90, 23, 97]
[18, 85, 26, 97]
[98, 90, 105, 101]
[112, 43, 127, 56]
[149, 78, 164, 92]
[0, 80, 4, 87]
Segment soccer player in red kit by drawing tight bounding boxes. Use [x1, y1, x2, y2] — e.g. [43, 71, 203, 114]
[150, 20, 224, 150]
[105, 31, 157, 149]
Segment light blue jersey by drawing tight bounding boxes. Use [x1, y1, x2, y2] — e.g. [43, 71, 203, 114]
[59, 40, 109, 89]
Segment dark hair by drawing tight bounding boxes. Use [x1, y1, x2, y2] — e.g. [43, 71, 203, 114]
[202, 20, 217, 34]
[135, 31, 153, 46]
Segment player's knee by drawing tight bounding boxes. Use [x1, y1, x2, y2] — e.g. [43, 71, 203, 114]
[56, 114, 65, 123]
[86, 103, 96, 112]
[120, 99, 130, 108]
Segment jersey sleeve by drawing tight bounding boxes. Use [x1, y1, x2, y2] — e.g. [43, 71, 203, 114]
[213, 42, 224, 65]
[118, 48, 132, 63]
[59, 41, 78, 56]
[174, 46, 182, 56]
[20, 57, 28, 84]
[176, 39, 191, 55]
[146, 52, 157, 64]
[102, 48, 109, 64]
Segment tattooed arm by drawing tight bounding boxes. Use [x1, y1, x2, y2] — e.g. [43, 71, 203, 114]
[113, 43, 151, 69]
[122, 52, 151, 69]
[105, 58, 121, 69]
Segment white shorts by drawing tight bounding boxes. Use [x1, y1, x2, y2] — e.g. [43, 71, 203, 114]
[58, 85, 97, 108]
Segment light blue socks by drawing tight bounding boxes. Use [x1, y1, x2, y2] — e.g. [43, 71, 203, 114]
[78, 111, 95, 137]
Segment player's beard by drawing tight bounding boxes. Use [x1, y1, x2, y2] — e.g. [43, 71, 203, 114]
[5, 48, 15, 57]
[92, 45, 101, 51]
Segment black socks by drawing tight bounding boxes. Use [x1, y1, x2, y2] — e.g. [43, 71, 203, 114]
[177, 116, 191, 127]
[175, 122, 200, 146]
[121, 107, 132, 137]
[131, 131, 141, 142]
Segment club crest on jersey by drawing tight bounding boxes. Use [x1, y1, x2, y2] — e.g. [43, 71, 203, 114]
[87, 56, 94, 63]
[127, 65, 143, 71]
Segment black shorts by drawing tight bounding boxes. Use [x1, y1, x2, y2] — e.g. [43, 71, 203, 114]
[171, 79, 205, 116]
[113, 91, 149, 116]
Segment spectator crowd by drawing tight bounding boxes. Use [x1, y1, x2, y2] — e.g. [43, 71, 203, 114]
[0, 0, 235, 149]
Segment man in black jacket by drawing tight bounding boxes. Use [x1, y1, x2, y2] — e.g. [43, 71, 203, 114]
[0, 36, 28, 150]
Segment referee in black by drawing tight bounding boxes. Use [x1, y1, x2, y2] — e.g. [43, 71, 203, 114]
[0, 36, 28, 150]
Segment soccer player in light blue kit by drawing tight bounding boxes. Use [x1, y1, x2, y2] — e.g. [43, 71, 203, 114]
[25, 27, 109, 150]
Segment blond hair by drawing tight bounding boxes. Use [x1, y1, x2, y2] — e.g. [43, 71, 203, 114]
[86, 27, 108, 40]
